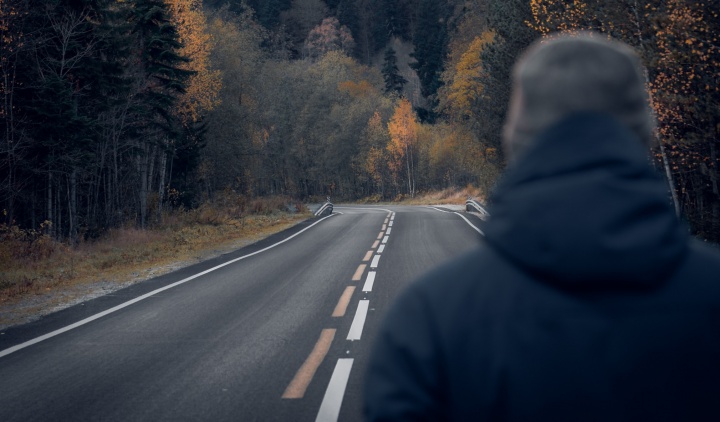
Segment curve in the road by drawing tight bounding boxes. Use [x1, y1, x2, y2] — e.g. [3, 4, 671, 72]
[0, 213, 339, 360]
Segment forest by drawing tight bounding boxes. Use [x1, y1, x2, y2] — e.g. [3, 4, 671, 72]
[1, 0, 719, 242]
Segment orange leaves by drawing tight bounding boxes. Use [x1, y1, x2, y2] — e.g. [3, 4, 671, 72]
[387, 98, 418, 194]
[165, 0, 221, 123]
[338, 80, 375, 98]
[387, 98, 417, 154]
[439, 31, 494, 121]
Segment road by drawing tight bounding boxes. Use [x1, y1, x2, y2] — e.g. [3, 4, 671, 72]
[0, 205, 484, 421]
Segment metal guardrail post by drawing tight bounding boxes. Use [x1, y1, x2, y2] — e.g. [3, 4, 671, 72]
[465, 197, 490, 216]
[314, 198, 334, 217]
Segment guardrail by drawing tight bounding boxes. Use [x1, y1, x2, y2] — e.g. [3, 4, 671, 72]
[314, 199, 334, 217]
[466, 198, 490, 216]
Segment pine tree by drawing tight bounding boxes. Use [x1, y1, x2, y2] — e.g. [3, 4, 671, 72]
[382, 47, 407, 95]
[129, 0, 193, 227]
[410, 0, 450, 121]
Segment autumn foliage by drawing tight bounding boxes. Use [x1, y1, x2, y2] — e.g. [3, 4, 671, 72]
[529, 0, 720, 240]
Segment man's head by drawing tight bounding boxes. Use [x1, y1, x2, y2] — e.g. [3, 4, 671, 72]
[503, 32, 654, 160]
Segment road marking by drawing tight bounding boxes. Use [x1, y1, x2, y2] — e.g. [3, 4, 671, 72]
[389, 220, 393, 227]
[453, 212, 484, 235]
[386, 227, 392, 234]
[362, 272, 376, 292]
[334, 207, 392, 213]
[371, 240, 379, 249]
[384, 218, 388, 224]
[377, 232, 383, 239]
[362, 251, 373, 262]
[378, 245, 385, 253]
[0, 213, 339, 359]
[382, 224, 387, 231]
[347, 300, 370, 340]
[315, 359, 354, 422]
[283, 329, 336, 399]
[426, 207, 485, 236]
[332, 287, 356, 317]
[352, 264, 366, 281]
[382, 236, 389, 244]
[390, 215, 395, 221]
[427, 206, 453, 213]
[370, 255, 380, 269]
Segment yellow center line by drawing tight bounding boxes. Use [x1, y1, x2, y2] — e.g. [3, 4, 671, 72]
[332, 286, 356, 317]
[282, 329, 336, 399]
[377, 231, 383, 239]
[363, 251, 373, 262]
[352, 264, 367, 281]
[371, 240, 380, 249]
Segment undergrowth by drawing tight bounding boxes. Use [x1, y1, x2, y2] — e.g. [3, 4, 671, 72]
[358, 185, 486, 205]
[0, 195, 309, 303]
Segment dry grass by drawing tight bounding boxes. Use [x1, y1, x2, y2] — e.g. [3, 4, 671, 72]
[0, 196, 310, 328]
[358, 185, 486, 206]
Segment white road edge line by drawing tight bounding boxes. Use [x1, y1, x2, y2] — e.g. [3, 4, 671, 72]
[426, 206, 453, 213]
[388, 220, 393, 227]
[382, 236, 389, 244]
[0, 213, 340, 359]
[370, 255, 381, 269]
[377, 245, 385, 253]
[334, 207, 393, 213]
[453, 212, 485, 235]
[347, 300, 370, 340]
[386, 227, 392, 234]
[315, 358, 354, 422]
[362, 272, 376, 292]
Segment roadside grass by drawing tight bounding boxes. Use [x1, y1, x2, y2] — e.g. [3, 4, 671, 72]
[0, 196, 310, 324]
[357, 185, 487, 206]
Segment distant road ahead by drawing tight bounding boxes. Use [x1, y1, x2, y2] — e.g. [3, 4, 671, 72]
[0, 205, 483, 421]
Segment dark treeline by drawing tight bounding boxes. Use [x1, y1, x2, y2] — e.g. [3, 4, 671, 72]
[1, 0, 719, 243]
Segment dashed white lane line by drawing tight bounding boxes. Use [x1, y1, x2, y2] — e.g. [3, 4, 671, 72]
[377, 245, 385, 253]
[315, 359, 354, 422]
[389, 220, 393, 227]
[386, 227, 392, 234]
[362, 272, 376, 292]
[0, 213, 340, 360]
[370, 255, 381, 269]
[382, 236, 389, 244]
[347, 300, 370, 340]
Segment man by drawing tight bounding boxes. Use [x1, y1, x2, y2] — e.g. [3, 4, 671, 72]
[364, 33, 720, 421]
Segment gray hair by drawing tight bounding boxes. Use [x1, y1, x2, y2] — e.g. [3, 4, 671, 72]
[503, 32, 655, 160]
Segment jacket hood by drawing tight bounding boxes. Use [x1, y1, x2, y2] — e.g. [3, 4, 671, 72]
[485, 113, 687, 289]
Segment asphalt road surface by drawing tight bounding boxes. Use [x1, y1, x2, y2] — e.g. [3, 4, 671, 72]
[0, 205, 484, 421]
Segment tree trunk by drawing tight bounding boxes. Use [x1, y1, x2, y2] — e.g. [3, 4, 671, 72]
[157, 144, 168, 222]
[47, 172, 53, 235]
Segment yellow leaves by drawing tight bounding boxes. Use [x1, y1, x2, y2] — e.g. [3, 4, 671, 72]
[165, 0, 221, 123]
[338, 80, 375, 98]
[387, 98, 418, 175]
[439, 31, 494, 121]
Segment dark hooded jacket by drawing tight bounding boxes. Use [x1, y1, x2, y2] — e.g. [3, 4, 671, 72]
[364, 113, 720, 421]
